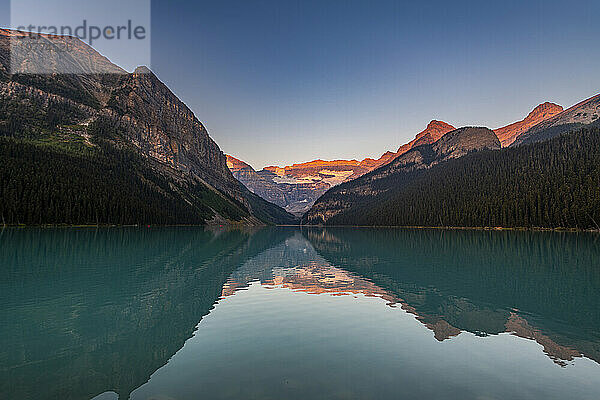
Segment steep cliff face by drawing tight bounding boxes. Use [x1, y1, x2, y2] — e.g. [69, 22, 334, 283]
[227, 155, 288, 207]
[106, 67, 248, 205]
[512, 93, 600, 146]
[304, 127, 500, 224]
[494, 102, 563, 147]
[0, 29, 295, 225]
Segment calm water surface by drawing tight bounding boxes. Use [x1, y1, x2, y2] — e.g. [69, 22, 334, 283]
[1, 227, 599, 400]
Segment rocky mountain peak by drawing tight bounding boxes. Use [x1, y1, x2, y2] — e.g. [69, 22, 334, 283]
[411, 120, 456, 147]
[433, 127, 501, 158]
[425, 119, 455, 134]
[0, 28, 125, 75]
[527, 102, 563, 119]
[511, 94, 600, 147]
[133, 65, 152, 75]
[494, 102, 563, 147]
[226, 155, 254, 171]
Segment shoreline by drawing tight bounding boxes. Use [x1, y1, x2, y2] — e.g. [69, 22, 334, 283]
[2, 223, 599, 233]
[298, 225, 600, 233]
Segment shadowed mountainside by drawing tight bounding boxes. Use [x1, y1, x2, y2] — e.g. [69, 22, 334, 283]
[512, 93, 600, 146]
[304, 126, 600, 229]
[0, 29, 296, 225]
[304, 127, 501, 224]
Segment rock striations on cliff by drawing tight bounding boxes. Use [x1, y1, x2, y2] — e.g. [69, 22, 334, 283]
[0, 29, 296, 225]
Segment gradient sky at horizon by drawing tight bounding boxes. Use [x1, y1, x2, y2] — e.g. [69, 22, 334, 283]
[2, 0, 600, 169]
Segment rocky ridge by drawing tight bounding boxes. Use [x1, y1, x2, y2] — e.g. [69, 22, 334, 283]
[494, 102, 563, 147]
[228, 120, 455, 215]
[304, 127, 501, 224]
[0, 29, 295, 224]
[512, 93, 600, 146]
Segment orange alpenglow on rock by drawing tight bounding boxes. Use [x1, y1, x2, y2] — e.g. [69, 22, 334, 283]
[262, 119, 456, 178]
[494, 102, 563, 147]
[226, 155, 253, 172]
[375, 120, 456, 166]
[226, 120, 456, 215]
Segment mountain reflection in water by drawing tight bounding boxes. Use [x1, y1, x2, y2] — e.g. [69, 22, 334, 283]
[1, 227, 599, 400]
[221, 230, 600, 367]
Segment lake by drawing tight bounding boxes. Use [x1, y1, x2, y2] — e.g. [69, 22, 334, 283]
[1, 227, 599, 400]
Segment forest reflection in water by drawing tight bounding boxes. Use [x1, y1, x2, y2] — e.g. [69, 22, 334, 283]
[1, 227, 599, 400]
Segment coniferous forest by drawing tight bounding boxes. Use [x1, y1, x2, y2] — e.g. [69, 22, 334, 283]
[316, 127, 600, 230]
[0, 136, 250, 226]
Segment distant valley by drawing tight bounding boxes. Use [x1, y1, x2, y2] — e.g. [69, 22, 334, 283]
[228, 99, 597, 218]
[228, 120, 456, 215]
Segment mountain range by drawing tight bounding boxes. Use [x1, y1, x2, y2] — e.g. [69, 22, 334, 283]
[304, 127, 502, 224]
[511, 94, 600, 146]
[227, 100, 586, 215]
[1, 28, 599, 229]
[228, 120, 457, 215]
[0, 29, 297, 225]
[302, 98, 600, 228]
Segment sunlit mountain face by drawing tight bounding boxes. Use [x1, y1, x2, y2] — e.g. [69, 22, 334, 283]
[226, 120, 456, 215]
[226, 102, 567, 216]
[493, 102, 563, 147]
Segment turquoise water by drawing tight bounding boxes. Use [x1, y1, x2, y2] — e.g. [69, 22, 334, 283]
[1, 227, 599, 400]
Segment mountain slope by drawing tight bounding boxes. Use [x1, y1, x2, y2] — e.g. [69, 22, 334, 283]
[227, 155, 328, 216]
[227, 155, 290, 208]
[305, 126, 600, 229]
[511, 93, 600, 146]
[304, 127, 500, 224]
[0, 29, 296, 225]
[382, 120, 456, 164]
[494, 102, 563, 147]
[228, 120, 455, 214]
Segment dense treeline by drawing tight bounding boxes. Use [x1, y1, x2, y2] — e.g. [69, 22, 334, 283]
[321, 127, 600, 229]
[0, 96, 86, 138]
[306, 228, 600, 334]
[0, 137, 249, 225]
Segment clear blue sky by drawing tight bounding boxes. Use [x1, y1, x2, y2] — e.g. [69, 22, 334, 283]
[2, 0, 600, 169]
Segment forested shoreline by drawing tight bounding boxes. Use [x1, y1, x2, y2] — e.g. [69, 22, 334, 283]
[0, 136, 251, 226]
[307, 127, 600, 230]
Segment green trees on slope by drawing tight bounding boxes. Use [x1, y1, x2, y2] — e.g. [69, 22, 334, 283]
[321, 127, 600, 229]
[0, 137, 249, 225]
